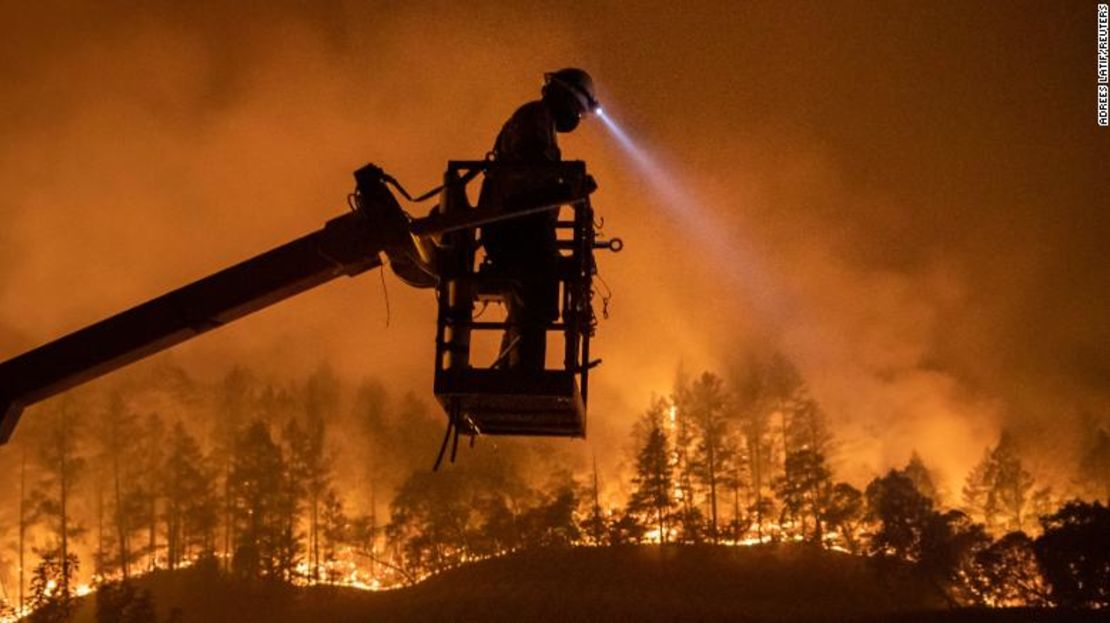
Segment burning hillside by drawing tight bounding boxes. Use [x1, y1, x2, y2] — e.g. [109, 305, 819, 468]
[58, 545, 1109, 623]
[2, 359, 1108, 621]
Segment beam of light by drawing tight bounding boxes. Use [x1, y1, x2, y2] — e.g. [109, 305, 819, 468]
[596, 109, 689, 211]
[595, 109, 783, 315]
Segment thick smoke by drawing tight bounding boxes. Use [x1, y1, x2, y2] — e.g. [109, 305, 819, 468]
[1, 1, 1107, 496]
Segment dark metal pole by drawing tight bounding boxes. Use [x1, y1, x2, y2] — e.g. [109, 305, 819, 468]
[0, 211, 383, 442]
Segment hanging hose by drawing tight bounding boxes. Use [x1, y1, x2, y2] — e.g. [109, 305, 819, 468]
[433, 413, 455, 471]
[490, 335, 521, 370]
[450, 421, 461, 463]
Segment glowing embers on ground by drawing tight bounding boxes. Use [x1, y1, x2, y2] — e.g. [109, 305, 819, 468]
[3, 535, 864, 622]
[639, 516, 850, 551]
[5, 509, 857, 623]
[0, 550, 410, 623]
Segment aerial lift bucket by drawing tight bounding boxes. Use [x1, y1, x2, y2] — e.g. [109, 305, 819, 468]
[431, 161, 605, 440]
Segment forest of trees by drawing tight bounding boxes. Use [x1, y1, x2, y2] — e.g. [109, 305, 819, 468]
[0, 353, 1108, 621]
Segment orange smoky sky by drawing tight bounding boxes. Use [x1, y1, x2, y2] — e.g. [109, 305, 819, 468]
[1, 1, 1107, 493]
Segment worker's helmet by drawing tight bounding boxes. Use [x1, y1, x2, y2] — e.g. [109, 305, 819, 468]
[542, 68, 600, 132]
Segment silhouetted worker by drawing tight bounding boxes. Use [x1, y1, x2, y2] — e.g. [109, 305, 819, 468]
[481, 68, 600, 372]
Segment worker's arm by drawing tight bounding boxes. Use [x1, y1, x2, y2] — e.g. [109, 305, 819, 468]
[495, 101, 561, 163]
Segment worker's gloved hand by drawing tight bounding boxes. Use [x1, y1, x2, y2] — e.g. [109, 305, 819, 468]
[584, 175, 598, 194]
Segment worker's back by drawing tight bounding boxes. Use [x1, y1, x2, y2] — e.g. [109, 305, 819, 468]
[480, 100, 561, 267]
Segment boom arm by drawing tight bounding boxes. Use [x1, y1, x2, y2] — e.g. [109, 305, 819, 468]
[0, 212, 388, 442]
[0, 164, 426, 442]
